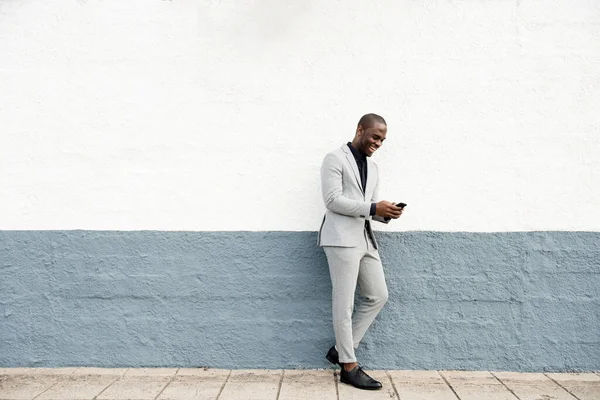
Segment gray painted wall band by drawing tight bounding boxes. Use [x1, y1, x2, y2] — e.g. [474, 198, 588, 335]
[1, 231, 599, 371]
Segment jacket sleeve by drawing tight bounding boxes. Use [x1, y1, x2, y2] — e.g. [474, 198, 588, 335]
[320, 152, 372, 218]
[370, 163, 390, 224]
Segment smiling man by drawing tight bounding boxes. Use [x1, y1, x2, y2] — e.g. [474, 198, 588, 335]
[318, 113, 404, 390]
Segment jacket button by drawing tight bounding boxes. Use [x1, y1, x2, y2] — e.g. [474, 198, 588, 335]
[360, 215, 365, 218]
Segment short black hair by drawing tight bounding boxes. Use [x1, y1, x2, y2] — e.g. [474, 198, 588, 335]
[357, 113, 387, 129]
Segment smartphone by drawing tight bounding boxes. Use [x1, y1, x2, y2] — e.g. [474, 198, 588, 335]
[395, 202, 407, 209]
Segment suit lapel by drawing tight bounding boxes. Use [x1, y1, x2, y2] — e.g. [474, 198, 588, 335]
[341, 144, 364, 195]
[365, 158, 376, 197]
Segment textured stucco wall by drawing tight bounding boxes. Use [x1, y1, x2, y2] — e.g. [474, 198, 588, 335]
[2, 231, 599, 371]
[0, 0, 599, 232]
[1, 1, 599, 371]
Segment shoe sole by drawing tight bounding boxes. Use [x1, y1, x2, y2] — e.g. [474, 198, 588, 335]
[339, 379, 383, 390]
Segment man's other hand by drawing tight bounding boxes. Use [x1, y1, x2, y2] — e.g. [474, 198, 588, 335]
[375, 201, 404, 219]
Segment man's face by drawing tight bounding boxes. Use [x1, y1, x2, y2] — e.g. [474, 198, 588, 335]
[357, 122, 387, 157]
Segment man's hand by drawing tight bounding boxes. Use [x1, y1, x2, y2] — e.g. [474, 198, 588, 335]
[375, 201, 404, 219]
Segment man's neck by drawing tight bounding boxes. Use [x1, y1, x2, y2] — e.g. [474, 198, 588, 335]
[348, 141, 366, 159]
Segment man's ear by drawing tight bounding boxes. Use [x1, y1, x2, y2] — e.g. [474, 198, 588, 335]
[356, 125, 364, 137]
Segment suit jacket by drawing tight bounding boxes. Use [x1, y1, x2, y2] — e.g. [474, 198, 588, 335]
[318, 144, 389, 248]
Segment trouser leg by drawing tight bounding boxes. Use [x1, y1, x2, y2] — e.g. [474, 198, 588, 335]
[324, 245, 362, 363]
[351, 243, 388, 347]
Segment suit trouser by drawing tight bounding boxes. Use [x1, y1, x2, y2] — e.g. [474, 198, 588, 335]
[323, 230, 389, 363]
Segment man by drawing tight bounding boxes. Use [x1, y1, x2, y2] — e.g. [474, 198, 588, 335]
[318, 113, 404, 390]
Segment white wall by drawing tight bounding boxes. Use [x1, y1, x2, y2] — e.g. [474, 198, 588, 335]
[1, 0, 599, 232]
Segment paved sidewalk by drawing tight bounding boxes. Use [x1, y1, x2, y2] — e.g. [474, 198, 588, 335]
[1, 368, 599, 400]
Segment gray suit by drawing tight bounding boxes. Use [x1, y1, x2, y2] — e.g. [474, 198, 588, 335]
[318, 144, 389, 363]
[318, 145, 388, 248]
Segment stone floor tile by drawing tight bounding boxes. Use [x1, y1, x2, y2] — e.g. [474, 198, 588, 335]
[108, 375, 172, 384]
[176, 368, 230, 377]
[228, 369, 283, 382]
[36, 376, 117, 400]
[388, 370, 445, 384]
[0, 368, 77, 376]
[124, 368, 178, 377]
[367, 370, 393, 382]
[393, 382, 459, 400]
[546, 373, 600, 382]
[0, 369, 27, 376]
[157, 380, 224, 400]
[550, 382, 600, 400]
[95, 378, 170, 400]
[173, 369, 230, 384]
[218, 381, 280, 400]
[337, 371, 395, 400]
[277, 378, 337, 400]
[500, 379, 577, 400]
[440, 370, 496, 383]
[0, 374, 58, 384]
[2, 368, 598, 400]
[282, 369, 335, 383]
[445, 383, 518, 400]
[0, 376, 57, 400]
[493, 371, 550, 381]
[71, 368, 129, 376]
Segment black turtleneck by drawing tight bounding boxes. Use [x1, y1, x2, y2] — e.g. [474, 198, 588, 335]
[347, 142, 377, 217]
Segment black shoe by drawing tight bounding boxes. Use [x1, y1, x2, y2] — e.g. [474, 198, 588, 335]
[325, 346, 340, 366]
[340, 366, 383, 390]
